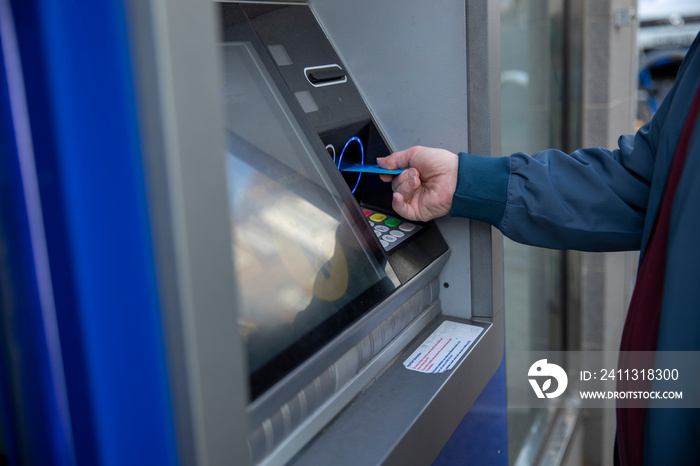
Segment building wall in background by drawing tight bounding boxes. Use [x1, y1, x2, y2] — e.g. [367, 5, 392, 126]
[565, 1, 639, 465]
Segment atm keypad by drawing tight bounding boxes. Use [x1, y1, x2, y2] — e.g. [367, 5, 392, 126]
[362, 208, 421, 251]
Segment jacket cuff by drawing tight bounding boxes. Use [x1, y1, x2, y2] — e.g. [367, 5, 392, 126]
[449, 152, 510, 226]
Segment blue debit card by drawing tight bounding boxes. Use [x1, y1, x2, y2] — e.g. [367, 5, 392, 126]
[341, 164, 405, 175]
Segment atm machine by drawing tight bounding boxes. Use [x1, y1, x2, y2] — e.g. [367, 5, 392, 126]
[0, 0, 503, 465]
[132, 1, 504, 465]
[146, 2, 503, 464]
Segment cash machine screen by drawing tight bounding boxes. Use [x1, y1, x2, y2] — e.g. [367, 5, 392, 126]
[222, 40, 397, 399]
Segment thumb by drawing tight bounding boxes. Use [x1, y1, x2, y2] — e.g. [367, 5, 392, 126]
[391, 192, 418, 222]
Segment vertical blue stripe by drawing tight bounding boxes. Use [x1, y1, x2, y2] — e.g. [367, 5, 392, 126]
[0, 1, 75, 463]
[10, 0, 178, 464]
[433, 356, 508, 465]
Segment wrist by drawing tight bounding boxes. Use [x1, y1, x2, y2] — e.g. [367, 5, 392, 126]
[449, 153, 510, 226]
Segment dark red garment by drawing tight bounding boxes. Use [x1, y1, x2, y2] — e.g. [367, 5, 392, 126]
[616, 85, 700, 465]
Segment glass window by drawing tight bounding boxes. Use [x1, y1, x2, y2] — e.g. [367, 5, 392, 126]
[500, 0, 569, 461]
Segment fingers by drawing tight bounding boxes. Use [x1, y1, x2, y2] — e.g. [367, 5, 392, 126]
[378, 149, 415, 185]
[376, 145, 458, 222]
[391, 192, 416, 221]
[391, 168, 420, 198]
[377, 161, 417, 191]
[377, 150, 422, 220]
[376, 155, 396, 170]
[377, 156, 395, 183]
[376, 157, 422, 220]
[391, 192, 407, 217]
[377, 146, 420, 171]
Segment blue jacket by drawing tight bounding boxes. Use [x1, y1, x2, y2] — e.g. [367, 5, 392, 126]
[450, 33, 700, 464]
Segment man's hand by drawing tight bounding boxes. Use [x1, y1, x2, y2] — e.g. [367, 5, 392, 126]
[376, 146, 458, 222]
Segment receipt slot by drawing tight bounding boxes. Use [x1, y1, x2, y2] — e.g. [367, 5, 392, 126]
[129, 0, 504, 465]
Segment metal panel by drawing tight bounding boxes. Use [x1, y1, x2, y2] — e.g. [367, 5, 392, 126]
[309, 0, 469, 154]
[126, 1, 250, 465]
[466, 0, 503, 320]
[436, 216, 472, 319]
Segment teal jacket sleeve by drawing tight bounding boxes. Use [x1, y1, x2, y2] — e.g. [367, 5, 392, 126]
[449, 122, 662, 252]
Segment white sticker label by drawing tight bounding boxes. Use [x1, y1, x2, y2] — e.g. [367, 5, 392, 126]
[403, 321, 484, 373]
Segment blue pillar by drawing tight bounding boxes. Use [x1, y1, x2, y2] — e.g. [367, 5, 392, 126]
[433, 356, 508, 465]
[0, 1, 178, 464]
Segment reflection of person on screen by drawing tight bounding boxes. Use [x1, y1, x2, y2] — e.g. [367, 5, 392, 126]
[247, 217, 392, 374]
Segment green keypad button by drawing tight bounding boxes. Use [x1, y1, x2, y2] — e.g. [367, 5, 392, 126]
[385, 217, 401, 227]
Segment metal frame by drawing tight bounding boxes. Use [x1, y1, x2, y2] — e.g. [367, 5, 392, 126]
[465, 0, 503, 321]
[126, 1, 250, 465]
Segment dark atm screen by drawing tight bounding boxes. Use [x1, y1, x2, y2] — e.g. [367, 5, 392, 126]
[222, 40, 398, 399]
